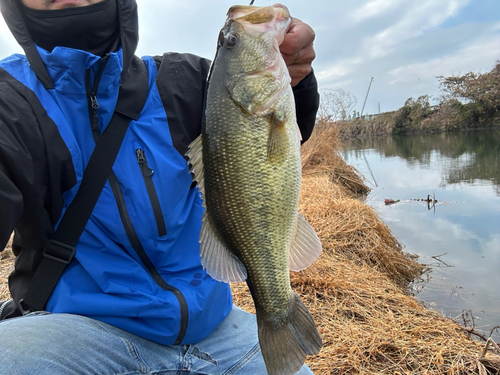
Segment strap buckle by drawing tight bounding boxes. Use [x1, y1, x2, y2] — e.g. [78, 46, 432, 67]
[19, 299, 33, 315]
[42, 240, 76, 265]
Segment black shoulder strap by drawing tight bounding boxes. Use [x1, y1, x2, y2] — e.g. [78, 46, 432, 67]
[21, 56, 149, 313]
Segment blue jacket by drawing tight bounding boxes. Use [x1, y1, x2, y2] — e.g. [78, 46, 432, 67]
[0, 0, 319, 345]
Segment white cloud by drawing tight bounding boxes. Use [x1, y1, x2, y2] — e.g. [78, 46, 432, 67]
[350, 0, 405, 23]
[482, 234, 500, 257]
[1, 0, 498, 113]
[316, 60, 356, 81]
[361, 0, 472, 59]
[388, 25, 500, 85]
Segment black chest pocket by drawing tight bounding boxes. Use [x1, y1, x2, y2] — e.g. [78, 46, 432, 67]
[135, 148, 167, 237]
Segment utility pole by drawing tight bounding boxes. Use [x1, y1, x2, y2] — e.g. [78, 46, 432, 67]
[360, 77, 374, 118]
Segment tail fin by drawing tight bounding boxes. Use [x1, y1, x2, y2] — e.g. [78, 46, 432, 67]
[256, 293, 322, 375]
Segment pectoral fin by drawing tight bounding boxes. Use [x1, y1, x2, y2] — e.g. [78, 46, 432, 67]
[289, 213, 322, 271]
[267, 110, 288, 159]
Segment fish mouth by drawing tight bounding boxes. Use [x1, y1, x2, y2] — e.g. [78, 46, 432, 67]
[226, 5, 290, 42]
[227, 5, 290, 23]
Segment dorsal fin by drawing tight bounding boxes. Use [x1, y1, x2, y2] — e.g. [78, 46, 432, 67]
[186, 135, 205, 198]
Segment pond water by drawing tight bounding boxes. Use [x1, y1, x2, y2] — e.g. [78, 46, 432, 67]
[342, 128, 500, 342]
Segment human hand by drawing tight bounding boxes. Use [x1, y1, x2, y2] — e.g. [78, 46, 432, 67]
[278, 8, 316, 87]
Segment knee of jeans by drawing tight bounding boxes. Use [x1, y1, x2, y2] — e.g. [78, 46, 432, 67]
[0, 313, 55, 352]
[0, 313, 92, 356]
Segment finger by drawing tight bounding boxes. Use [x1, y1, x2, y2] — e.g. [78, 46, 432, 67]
[288, 63, 313, 87]
[281, 43, 316, 66]
[279, 18, 315, 56]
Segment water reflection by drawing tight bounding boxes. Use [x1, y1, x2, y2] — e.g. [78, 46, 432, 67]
[344, 129, 500, 196]
[342, 128, 500, 341]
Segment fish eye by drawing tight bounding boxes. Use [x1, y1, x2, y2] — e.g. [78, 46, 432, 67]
[226, 34, 239, 48]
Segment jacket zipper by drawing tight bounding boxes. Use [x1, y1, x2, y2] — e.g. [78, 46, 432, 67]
[108, 171, 188, 345]
[135, 148, 167, 237]
[85, 55, 110, 140]
[84, 56, 188, 344]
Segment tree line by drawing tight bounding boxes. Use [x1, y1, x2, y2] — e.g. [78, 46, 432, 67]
[320, 61, 500, 137]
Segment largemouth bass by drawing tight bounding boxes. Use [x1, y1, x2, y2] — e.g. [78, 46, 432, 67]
[187, 5, 322, 375]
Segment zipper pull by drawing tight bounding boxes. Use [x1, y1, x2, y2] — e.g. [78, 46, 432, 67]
[90, 92, 100, 116]
[136, 149, 154, 176]
[136, 149, 146, 164]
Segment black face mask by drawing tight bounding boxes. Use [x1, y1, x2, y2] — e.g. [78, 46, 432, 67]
[20, 0, 120, 57]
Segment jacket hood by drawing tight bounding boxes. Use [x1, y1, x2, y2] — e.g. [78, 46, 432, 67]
[0, 0, 139, 90]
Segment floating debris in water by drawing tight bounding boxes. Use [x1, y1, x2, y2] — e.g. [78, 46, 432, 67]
[384, 198, 400, 205]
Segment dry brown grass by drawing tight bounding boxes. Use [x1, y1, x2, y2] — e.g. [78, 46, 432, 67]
[301, 125, 370, 198]
[299, 174, 423, 290]
[232, 125, 500, 374]
[2, 125, 499, 373]
[232, 250, 500, 374]
[0, 235, 14, 302]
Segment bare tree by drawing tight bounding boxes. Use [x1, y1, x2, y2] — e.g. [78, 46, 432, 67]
[318, 88, 358, 127]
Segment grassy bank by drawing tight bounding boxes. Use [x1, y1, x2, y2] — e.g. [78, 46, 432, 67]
[336, 103, 500, 139]
[234, 126, 500, 374]
[1, 126, 499, 373]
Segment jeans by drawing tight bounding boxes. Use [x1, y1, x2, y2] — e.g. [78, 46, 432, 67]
[0, 305, 314, 375]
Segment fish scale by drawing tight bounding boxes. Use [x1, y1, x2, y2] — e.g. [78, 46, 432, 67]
[204, 88, 300, 316]
[186, 5, 322, 375]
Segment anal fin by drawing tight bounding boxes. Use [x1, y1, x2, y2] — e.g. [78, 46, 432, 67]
[289, 213, 322, 271]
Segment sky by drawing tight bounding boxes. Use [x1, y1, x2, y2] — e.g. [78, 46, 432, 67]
[1, 0, 499, 115]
